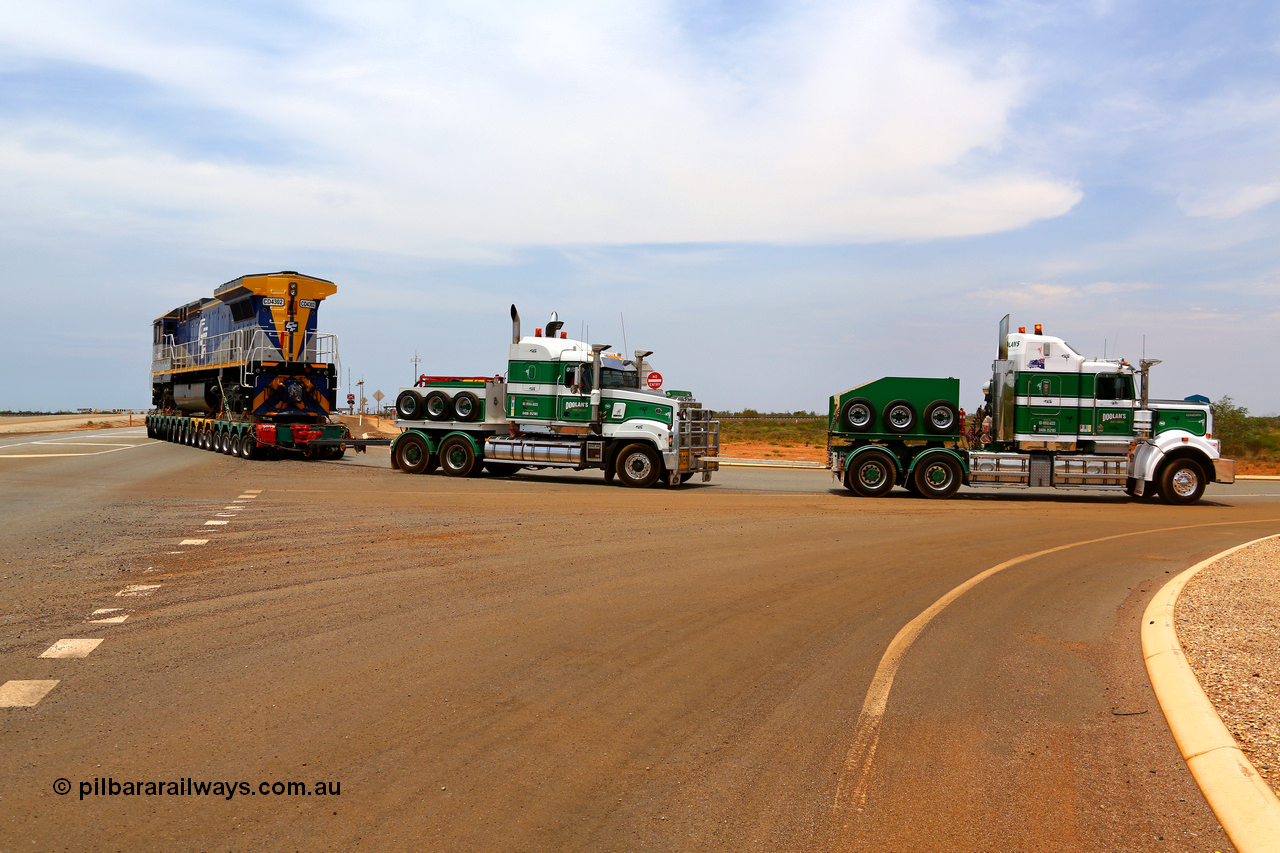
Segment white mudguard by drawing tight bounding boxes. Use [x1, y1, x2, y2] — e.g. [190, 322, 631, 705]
[1131, 431, 1224, 482]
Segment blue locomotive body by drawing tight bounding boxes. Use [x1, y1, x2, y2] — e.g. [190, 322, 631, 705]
[150, 271, 339, 420]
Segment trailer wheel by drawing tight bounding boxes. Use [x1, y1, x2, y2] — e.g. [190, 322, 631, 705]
[839, 397, 876, 432]
[423, 391, 451, 421]
[845, 449, 896, 497]
[882, 400, 918, 434]
[923, 400, 959, 435]
[1159, 459, 1206, 506]
[452, 391, 480, 422]
[440, 436, 478, 477]
[241, 433, 261, 460]
[396, 389, 423, 421]
[912, 455, 961, 499]
[394, 434, 432, 474]
[616, 443, 661, 488]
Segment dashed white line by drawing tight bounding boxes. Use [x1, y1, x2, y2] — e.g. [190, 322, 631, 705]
[88, 615, 129, 624]
[0, 680, 59, 707]
[40, 639, 104, 659]
[204, 520, 228, 526]
[117, 584, 161, 597]
[179, 539, 208, 546]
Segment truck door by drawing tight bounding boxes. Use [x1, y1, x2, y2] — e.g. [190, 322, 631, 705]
[557, 362, 592, 425]
[1093, 374, 1135, 436]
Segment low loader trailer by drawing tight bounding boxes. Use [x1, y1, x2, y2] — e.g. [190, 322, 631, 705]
[827, 316, 1235, 505]
[388, 306, 720, 488]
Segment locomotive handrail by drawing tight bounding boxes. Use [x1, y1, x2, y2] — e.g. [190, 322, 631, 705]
[158, 328, 338, 376]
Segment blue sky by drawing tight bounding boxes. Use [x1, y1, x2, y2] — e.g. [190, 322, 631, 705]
[1, 0, 1277, 415]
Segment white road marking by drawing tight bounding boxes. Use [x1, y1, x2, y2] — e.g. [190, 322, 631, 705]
[89, 615, 129, 624]
[117, 584, 161, 597]
[0, 436, 159, 458]
[235, 495, 256, 500]
[91, 608, 121, 615]
[204, 520, 228, 526]
[179, 539, 207, 546]
[0, 680, 59, 707]
[215, 513, 236, 517]
[222, 506, 244, 510]
[40, 638, 103, 658]
[244, 489, 262, 493]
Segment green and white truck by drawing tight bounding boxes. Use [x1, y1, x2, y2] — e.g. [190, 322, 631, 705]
[389, 306, 720, 487]
[827, 315, 1235, 505]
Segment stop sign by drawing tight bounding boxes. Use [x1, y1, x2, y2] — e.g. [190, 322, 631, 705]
[646, 372, 663, 390]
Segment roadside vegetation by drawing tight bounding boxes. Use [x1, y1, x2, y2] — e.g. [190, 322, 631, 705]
[1212, 396, 1279, 469]
[715, 410, 827, 456]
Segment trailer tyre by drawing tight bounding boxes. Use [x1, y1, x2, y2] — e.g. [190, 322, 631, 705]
[616, 443, 661, 488]
[882, 400, 918, 434]
[1159, 459, 1206, 506]
[241, 433, 260, 460]
[846, 449, 897, 497]
[395, 434, 433, 475]
[452, 391, 480, 422]
[923, 400, 960, 435]
[396, 389, 423, 421]
[912, 454, 961, 499]
[424, 391, 451, 421]
[839, 397, 876, 432]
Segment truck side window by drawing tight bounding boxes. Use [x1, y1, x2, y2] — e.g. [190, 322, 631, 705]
[1096, 375, 1135, 401]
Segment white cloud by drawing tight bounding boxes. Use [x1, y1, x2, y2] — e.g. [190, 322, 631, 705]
[0, 0, 1080, 252]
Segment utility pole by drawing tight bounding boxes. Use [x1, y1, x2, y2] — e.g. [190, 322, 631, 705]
[410, 350, 422, 385]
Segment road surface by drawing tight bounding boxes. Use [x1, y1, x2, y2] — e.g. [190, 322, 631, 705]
[2, 427, 1277, 851]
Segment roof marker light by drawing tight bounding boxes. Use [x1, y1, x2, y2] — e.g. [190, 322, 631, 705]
[1018, 327, 1026, 333]
[1034, 324, 1042, 335]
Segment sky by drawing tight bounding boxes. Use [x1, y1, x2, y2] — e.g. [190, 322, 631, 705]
[1, 0, 1278, 415]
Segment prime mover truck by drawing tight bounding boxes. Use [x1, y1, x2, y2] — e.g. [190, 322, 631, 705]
[827, 316, 1235, 505]
[388, 306, 720, 488]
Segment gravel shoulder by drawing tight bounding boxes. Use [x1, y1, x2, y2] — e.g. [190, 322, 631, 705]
[1175, 536, 1280, 794]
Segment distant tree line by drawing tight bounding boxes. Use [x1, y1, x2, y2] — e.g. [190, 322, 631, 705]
[1212, 396, 1279, 461]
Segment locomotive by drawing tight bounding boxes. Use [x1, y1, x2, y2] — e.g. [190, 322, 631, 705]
[146, 271, 351, 459]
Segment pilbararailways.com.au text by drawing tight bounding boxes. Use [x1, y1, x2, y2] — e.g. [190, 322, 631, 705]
[56, 777, 341, 801]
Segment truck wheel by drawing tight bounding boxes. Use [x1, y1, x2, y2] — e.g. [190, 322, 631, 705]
[839, 397, 875, 432]
[846, 449, 897, 497]
[395, 434, 433, 475]
[440, 436, 478, 477]
[423, 391, 451, 421]
[1159, 459, 1206, 505]
[923, 400, 959, 435]
[912, 455, 961, 499]
[396, 390, 423, 420]
[241, 433, 260, 460]
[452, 391, 480, 422]
[616, 443, 661, 488]
[882, 400, 918, 434]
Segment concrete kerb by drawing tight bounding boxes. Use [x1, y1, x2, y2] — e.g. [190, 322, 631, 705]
[1141, 533, 1280, 853]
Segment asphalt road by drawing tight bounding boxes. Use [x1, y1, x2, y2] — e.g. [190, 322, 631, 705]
[3, 427, 1278, 851]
